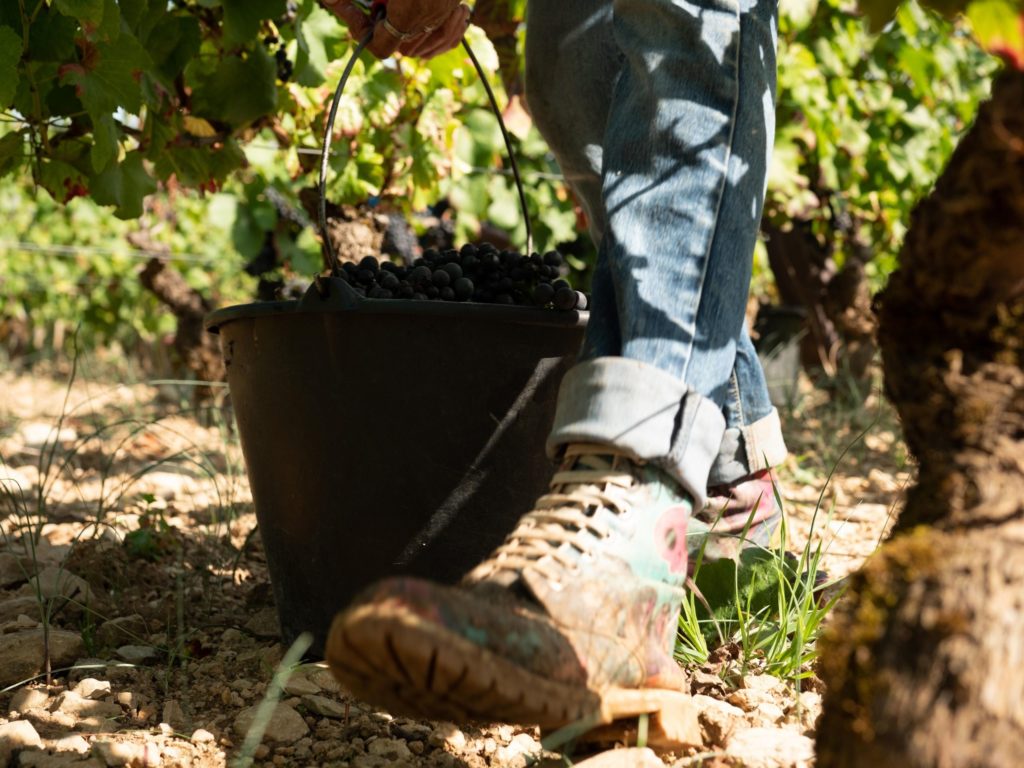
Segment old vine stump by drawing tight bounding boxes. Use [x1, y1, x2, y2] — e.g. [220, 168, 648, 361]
[815, 69, 1024, 768]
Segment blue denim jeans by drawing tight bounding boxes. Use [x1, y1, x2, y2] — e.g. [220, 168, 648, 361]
[525, 0, 787, 505]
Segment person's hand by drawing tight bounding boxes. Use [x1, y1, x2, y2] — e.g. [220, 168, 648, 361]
[321, 0, 471, 60]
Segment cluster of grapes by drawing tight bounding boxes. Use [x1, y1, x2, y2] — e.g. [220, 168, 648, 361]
[263, 35, 293, 82]
[336, 243, 589, 311]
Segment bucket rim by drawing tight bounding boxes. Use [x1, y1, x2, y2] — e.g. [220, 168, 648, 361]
[204, 299, 588, 334]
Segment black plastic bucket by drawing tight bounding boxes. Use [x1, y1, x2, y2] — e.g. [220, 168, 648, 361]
[206, 286, 586, 654]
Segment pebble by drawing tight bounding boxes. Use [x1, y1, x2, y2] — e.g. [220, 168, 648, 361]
[304, 666, 341, 693]
[726, 726, 815, 768]
[693, 693, 747, 746]
[0, 720, 42, 764]
[51, 734, 91, 754]
[282, 672, 321, 697]
[95, 615, 148, 649]
[73, 678, 112, 700]
[568, 747, 664, 767]
[301, 694, 346, 719]
[0, 628, 85, 687]
[21, 566, 96, 604]
[18, 423, 77, 449]
[10, 687, 50, 714]
[0, 551, 36, 588]
[161, 699, 188, 730]
[0, 464, 32, 492]
[367, 737, 412, 760]
[494, 732, 542, 766]
[742, 673, 786, 692]
[727, 686, 779, 712]
[754, 701, 788, 726]
[233, 702, 309, 743]
[190, 728, 216, 743]
[51, 690, 122, 720]
[0, 597, 42, 625]
[93, 740, 145, 767]
[115, 645, 158, 664]
[429, 722, 466, 750]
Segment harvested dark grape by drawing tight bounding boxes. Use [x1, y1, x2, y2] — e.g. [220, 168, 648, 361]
[341, 245, 586, 311]
[553, 287, 577, 311]
[410, 265, 432, 285]
[533, 282, 555, 306]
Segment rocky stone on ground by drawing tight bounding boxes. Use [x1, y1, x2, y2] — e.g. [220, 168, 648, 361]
[0, 719, 43, 765]
[0, 552, 36, 589]
[233, 702, 309, 744]
[0, 628, 85, 688]
[726, 726, 815, 768]
[0, 597, 42, 625]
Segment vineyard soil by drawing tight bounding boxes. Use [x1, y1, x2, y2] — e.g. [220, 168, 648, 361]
[0, 367, 908, 767]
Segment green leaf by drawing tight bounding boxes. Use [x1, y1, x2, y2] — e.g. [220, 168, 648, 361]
[153, 140, 245, 187]
[222, 0, 286, 44]
[0, 26, 21, 109]
[145, 14, 201, 84]
[692, 549, 800, 643]
[967, 0, 1024, 65]
[191, 47, 278, 127]
[60, 32, 152, 119]
[91, 0, 122, 42]
[27, 7, 78, 62]
[39, 158, 89, 203]
[91, 151, 156, 218]
[293, 0, 346, 87]
[119, 0, 149, 30]
[0, 131, 26, 178]
[54, 0, 104, 24]
[91, 112, 118, 172]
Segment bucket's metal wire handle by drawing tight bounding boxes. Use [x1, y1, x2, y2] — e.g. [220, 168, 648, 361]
[317, 16, 533, 279]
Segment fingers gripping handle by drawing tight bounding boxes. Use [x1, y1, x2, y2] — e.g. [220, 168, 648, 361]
[317, 2, 533, 283]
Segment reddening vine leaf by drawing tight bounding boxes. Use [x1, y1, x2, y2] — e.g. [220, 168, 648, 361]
[60, 33, 152, 120]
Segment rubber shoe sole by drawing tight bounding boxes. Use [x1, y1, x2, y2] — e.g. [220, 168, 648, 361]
[326, 600, 703, 749]
[326, 599, 601, 728]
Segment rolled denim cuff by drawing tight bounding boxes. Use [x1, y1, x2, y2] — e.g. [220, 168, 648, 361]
[545, 358, 726, 507]
[708, 408, 788, 486]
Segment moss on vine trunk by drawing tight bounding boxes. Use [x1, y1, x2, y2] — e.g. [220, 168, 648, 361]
[816, 68, 1024, 768]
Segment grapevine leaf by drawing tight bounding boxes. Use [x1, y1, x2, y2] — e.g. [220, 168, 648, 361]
[153, 140, 245, 187]
[967, 0, 1024, 67]
[60, 32, 151, 119]
[91, 151, 156, 219]
[91, 112, 119, 172]
[27, 7, 78, 62]
[0, 26, 21, 109]
[222, 0, 286, 44]
[0, 131, 26, 178]
[191, 47, 277, 127]
[53, 0, 105, 24]
[145, 14, 201, 84]
[119, 0, 148, 31]
[294, 0, 347, 87]
[90, 0, 122, 42]
[39, 158, 89, 204]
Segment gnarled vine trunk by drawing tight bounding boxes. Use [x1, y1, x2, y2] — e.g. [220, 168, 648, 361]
[815, 68, 1024, 768]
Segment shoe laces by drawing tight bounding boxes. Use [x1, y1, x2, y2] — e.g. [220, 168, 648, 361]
[466, 444, 639, 585]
